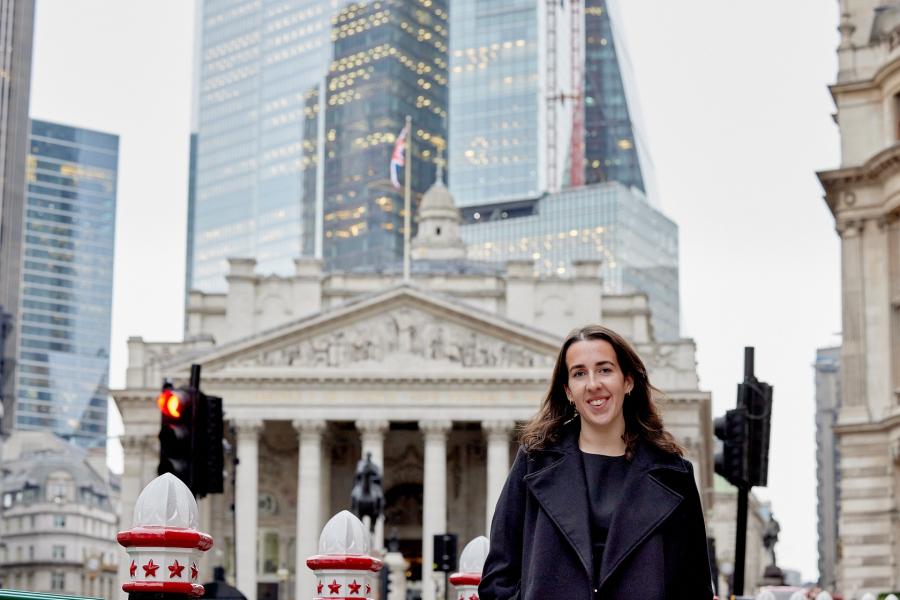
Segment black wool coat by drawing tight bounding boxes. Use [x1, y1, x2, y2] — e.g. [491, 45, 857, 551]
[479, 423, 714, 600]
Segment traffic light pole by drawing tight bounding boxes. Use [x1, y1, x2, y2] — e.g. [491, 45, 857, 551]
[732, 347, 754, 597]
[733, 483, 749, 596]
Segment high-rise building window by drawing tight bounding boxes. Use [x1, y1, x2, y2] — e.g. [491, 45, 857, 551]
[53, 514, 66, 528]
[52, 545, 65, 560]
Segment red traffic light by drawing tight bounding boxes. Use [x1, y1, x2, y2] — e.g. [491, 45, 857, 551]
[157, 389, 187, 419]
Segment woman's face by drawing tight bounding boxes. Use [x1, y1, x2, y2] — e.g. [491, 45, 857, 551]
[563, 339, 633, 438]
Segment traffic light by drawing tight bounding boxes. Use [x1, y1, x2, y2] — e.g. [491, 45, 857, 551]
[157, 382, 195, 487]
[192, 392, 224, 498]
[743, 380, 773, 488]
[433, 533, 458, 572]
[714, 407, 748, 487]
[156, 365, 225, 498]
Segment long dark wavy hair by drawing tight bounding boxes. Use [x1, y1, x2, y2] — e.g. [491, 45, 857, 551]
[519, 324, 683, 459]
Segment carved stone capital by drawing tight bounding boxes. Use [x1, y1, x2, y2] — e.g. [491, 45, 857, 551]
[355, 419, 390, 435]
[418, 419, 453, 440]
[233, 419, 264, 440]
[481, 419, 516, 441]
[836, 218, 866, 238]
[877, 211, 899, 230]
[293, 419, 327, 438]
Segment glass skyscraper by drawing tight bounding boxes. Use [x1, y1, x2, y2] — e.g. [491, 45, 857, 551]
[0, 0, 35, 434]
[447, 0, 542, 205]
[190, 0, 448, 291]
[460, 182, 679, 341]
[15, 120, 118, 448]
[322, 0, 447, 270]
[448, 0, 655, 205]
[583, 0, 653, 197]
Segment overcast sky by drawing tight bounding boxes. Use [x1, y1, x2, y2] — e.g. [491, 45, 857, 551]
[29, 0, 841, 582]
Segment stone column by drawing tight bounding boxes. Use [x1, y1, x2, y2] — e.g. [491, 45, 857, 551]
[482, 420, 515, 533]
[419, 420, 452, 600]
[234, 420, 263, 600]
[356, 419, 389, 550]
[294, 419, 327, 600]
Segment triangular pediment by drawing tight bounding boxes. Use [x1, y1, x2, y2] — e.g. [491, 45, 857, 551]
[176, 284, 559, 376]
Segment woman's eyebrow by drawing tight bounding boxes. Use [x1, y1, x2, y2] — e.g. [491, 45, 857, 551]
[568, 360, 614, 372]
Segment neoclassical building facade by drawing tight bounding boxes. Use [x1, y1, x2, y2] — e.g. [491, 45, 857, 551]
[114, 181, 714, 600]
[818, 1, 900, 596]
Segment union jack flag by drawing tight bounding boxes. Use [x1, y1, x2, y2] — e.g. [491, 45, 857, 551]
[390, 124, 408, 189]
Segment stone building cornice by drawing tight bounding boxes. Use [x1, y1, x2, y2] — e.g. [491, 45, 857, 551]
[834, 407, 900, 434]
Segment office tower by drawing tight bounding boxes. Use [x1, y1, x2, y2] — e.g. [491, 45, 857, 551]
[814, 346, 840, 591]
[16, 120, 118, 448]
[322, 0, 448, 270]
[448, 0, 655, 206]
[190, 0, 448, 292]
[583, 0, 652, 195]
[0, 0, 36, 434]
[460, 182, 679, 340]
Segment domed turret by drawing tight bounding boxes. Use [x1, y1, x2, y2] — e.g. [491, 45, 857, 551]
[411, 161, 466, 261]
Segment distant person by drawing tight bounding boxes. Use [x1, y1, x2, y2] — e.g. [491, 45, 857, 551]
[479, 324, 714, 600]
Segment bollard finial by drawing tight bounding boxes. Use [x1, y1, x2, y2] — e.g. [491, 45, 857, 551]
[449, 536, 489, 599]
[133, 472, 200, 529]
[117, 473, 213, 597]
[458, 536, 489, 574]
[318, 509, 370, 555]
[307, 511, 383, 600]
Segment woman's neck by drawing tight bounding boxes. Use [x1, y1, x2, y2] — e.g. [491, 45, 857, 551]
[578, 426, 626, 455]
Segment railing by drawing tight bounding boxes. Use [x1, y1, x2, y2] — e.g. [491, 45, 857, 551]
[0, 593, 100, 600]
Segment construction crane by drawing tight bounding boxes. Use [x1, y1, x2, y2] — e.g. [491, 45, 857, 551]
[546, 0, 585, 192]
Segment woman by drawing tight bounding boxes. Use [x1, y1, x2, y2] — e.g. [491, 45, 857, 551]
[479, 325, 714, 600]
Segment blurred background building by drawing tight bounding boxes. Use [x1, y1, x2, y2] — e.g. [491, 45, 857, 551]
[0, 431, 119, 595]
[0, 0, 36, 436]
[814, 346, 840, 591]
[460, 182, 679, 340]
[817, 1, 900, 596]
[13, 120, 118, 448]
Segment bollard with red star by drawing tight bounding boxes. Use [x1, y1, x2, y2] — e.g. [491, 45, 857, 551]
[306, 510, 383, 600]
[117, 473, 213, 599]
[449, 536, 489, 600]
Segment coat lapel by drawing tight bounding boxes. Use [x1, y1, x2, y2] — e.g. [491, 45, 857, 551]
[523, 428, 593, 578]
[597, 441, 687, 590]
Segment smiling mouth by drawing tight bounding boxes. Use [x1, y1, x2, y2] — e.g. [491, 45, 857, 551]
[587, 397, 609, 408]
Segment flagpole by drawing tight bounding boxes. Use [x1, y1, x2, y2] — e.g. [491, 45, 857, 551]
[403, 114, 412, 282]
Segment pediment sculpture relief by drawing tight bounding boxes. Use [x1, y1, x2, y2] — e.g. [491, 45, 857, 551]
[226, 308, 553, 369]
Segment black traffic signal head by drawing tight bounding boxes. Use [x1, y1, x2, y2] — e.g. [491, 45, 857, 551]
[743, 380, 773, 487]
[192, 392, 224, 498]
[157, 384, 195, 487]
[714, 407, 749, 487]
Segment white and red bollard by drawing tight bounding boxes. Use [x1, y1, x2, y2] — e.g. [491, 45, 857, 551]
[449, 536, 489, 600]
[306, 511, 383, 600]
[117, 473, 213, 598]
